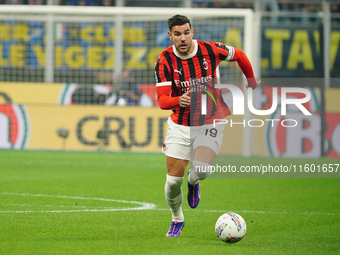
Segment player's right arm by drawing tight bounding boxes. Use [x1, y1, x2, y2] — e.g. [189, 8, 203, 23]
[156, 83, 180, 110]
[155, 57, 190, 109]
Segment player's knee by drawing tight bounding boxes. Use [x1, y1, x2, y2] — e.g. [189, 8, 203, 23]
[192, 161, 212, 180]
[165, 174, 183, 188]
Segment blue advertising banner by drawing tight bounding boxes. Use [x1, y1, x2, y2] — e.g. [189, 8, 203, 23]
[0, 21, 339, 77]
[261, 25, 340, 78]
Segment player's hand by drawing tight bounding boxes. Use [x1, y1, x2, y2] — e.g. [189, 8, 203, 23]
[179, 90, 191, 108]
[246, 78, 261, 90]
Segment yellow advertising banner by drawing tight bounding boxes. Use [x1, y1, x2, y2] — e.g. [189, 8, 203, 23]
[1, 82, 339, 157]
[0, 82, 64, 105]
[0, 81, 243, 153]
[24, 105, 243, 154]
[26, 105, 170, 152]
[326, 88, 340, 112]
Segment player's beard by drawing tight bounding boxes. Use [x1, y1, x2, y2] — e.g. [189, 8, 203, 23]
[176, 41, 192, 55]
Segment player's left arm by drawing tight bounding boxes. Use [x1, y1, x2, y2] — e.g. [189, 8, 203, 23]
[230, 48, 261, 89]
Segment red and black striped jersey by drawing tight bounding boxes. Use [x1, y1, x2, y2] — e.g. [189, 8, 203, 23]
[155, 39, 247, 126]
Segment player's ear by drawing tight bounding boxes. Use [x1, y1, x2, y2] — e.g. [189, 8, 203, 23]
[168, 31, 172, 41]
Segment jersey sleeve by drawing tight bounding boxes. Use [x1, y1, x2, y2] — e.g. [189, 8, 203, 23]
[154, 56, 180, 110]
[155, 56, 171, 86]
[230, 48, 258, 87]
[211, 42, 235, 61]
[212, 42, 257, 88]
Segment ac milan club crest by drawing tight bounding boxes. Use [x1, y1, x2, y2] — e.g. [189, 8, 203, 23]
[203, 59, 209, 70]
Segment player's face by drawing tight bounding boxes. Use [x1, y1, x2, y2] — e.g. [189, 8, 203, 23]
[168, 23, 194, 56]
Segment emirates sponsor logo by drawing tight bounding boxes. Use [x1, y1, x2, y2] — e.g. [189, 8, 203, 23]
[174, 75, 212, 89]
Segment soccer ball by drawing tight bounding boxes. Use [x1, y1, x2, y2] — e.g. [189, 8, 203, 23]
[215, 212, 247, 243]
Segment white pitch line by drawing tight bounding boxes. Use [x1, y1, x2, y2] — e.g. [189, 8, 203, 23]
[0, 192, 156, 213]
[1, 192, 339, 216]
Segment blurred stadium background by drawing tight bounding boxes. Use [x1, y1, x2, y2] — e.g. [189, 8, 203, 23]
[0, 0, 339, 158]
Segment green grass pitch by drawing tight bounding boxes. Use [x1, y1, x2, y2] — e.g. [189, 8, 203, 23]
[0, 150, 339, 255]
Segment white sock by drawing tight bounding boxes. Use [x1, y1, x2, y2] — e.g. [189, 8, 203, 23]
[188, 161, 212, 185]
[164, 174, 184, 222]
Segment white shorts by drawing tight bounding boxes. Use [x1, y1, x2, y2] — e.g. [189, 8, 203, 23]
[162, 117, 225, 161]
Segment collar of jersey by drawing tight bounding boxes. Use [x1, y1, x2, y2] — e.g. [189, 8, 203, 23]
[172, 40, 198, 59]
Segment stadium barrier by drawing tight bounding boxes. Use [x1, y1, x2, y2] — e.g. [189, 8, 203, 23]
[1, 82, 339, 158]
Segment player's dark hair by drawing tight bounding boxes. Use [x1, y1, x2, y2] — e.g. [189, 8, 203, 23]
[167, 14, 191, 31]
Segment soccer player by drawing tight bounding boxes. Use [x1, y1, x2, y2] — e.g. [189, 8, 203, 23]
[155, 14, 260, 237]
